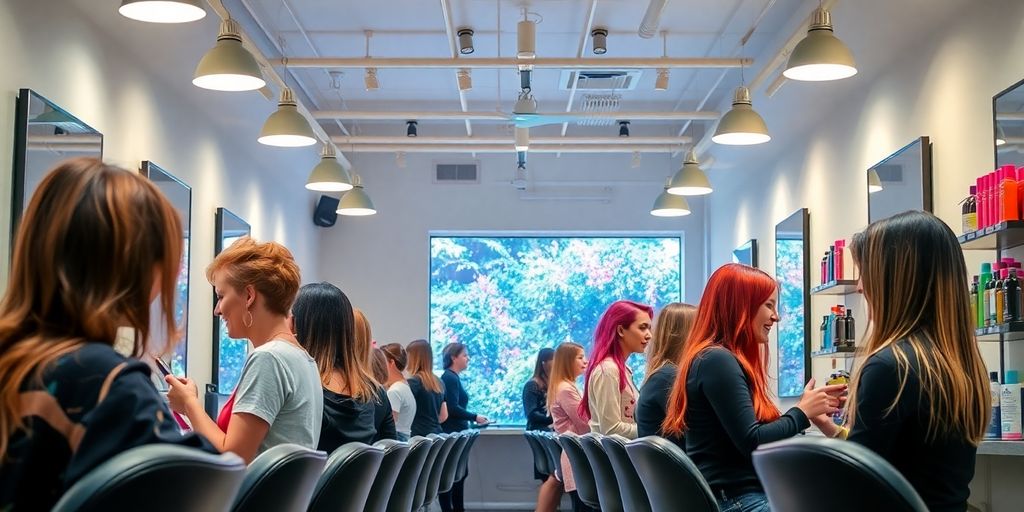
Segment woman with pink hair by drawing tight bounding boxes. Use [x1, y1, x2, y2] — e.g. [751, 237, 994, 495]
[579, 300, 653, 438]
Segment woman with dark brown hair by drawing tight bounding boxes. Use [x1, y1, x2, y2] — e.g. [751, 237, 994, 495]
[406, 339, 449, 436]
[0, 158, 215, 510]
[381, 343, 417, 441]
[636, 302, 697, 447]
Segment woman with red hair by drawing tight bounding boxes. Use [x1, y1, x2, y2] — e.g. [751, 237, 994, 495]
[662, 264, 843, 512]
[579, 300, 653, 438]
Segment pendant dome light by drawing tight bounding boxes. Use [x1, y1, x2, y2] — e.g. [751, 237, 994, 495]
[651, 179, 692, 217]
[119, 0, 205, 23]
[337, 175, 377, 216]
[784, 7, 857, 82]
[712, 86, 770, 145]
[668, 149, 713, 195]
[259, 87, 316, 147]
[306, 145, 352, 192]
[867, 168, 883, 193]
[193, 19, 266, 91]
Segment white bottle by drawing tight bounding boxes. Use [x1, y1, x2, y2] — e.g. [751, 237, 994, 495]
[1001, 370, 1022, 441]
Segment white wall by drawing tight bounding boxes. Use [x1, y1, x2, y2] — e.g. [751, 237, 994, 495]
[703, 0, 1024, 508]
[317, 150, 706, 345]
[0, 0, 322, 392]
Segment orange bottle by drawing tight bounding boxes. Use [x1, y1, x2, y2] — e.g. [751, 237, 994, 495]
[1000, 166, 1019, 223]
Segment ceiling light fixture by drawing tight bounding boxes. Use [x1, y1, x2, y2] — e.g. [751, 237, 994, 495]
[517, 13, 537, 60]
[306, 144, 352, 192]
[193, 19, 266, 91]
[258, 87, 316, 147]
[668, 149, 713, 195]
[651, 179, 692, 217]
[619, 121, 630, 137]
[457, 68, 472, 91]
[364, 68, 380, 91]
[655, 68, 670, 91]
[515, 127, 530, 151]
[783, 7, 857, 82]
[406, 120, 418, 137]
[337, 174, 376, 216]
[119, 0, 205, 23]
[868, 168, 883, 193]
[712, 86, 770, 145]
[591, 28, 608, 55]
[458, 28, 475, 55]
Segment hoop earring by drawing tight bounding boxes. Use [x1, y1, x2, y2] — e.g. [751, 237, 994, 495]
[243, 309, 254, 328]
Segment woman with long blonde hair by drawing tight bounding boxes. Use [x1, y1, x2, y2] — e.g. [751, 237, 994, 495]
[636, 302, 696, 447]
[547, 342, 594, 512]
[814, 211, 989, 512]
[0, 159, 215, 510]
[406, 339, 449, 436]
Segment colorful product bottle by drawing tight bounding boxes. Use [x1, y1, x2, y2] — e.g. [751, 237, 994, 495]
[834, 240, 845, 280]
[997, 268, 1007, 325]
[1006, 268, 1021, 323]
[979, 263, 993, 328]
[987, 371, 1002, 440]
[1001, 166, 1020, 223]
[978, 176, 987, 228]
[833, 305, 846, 347]
[1001, 370, 1022, 441]
[971, 276, 979, 328]
[963, 185, 978, 233]
[843, 309, 855, 348]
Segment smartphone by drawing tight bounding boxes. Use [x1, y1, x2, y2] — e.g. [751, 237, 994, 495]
[153, 356, 172, 377]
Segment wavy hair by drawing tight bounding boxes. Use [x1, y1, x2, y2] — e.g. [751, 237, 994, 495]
[579, 300, 654, 421]
[644, 302, 697, 384]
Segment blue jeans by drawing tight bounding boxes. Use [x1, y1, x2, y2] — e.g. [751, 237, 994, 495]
[396, 432, 410, 442]
[718, 491, 770, 512]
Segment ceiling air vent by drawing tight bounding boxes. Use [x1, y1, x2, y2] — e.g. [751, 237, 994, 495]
[434, 163, 479, 183]
[559, 70, 642, 91]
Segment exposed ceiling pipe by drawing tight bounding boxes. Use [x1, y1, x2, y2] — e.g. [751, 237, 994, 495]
[333, 144, 686, 153]
[439, 0, 472, 136]
[281, 57, 753, 69]
[312, 110, 720, 121]
[638, 0, 669, 39]
[331, 135, 691, 145]
[559, 0, 599, 140]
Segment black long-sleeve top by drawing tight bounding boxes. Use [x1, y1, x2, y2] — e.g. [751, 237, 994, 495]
[318, 386, 397, 453]
[683, 348, 809, 497]
[408, 376, 445, 436]
[636, 363, 684, 449]
[848, 340, 977, 512]
[522, 379, 553, 431]
[441, 369, 476, 433]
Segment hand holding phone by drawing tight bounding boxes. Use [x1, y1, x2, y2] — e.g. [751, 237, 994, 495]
[152, 355, 192, 432]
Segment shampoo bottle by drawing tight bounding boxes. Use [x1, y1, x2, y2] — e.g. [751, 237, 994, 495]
[987, 371, 1002, 440]
[1001, 370, 1022, 441]
[844, 309, 855, 348]
[979, 263, 993, 328]
[971, 275, 979, 328]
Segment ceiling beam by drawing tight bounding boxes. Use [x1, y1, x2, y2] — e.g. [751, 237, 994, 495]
[332, 144, 686, 153]
[312, 110, 720, 121]
[282, 57, 753, 69]
[332, 136, 692, 145]
[439, 0, 472, 136]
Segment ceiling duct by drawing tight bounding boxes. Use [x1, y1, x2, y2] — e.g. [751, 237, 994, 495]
[560, 70, 639, 91]
[577, 93, 622, 126]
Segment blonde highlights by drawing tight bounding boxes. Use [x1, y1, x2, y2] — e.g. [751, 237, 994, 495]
[547, 342, 584, 413]
[406, 339, 442, 393]
[644, 302, 697, 383]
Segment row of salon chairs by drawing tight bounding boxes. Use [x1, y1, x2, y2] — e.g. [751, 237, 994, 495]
[525, 431, 929, 512]
[52, 430, 480, 512]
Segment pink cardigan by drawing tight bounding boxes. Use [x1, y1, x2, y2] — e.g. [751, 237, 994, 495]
[550, 381, 589, 492]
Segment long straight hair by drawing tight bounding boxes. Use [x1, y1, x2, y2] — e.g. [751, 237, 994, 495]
[407, 339, 443, 393]
[0, 158, 183, 459]
[663, 264, 780, 435]
[847, 211, 989, 444]
[293, 283, 378, 401]
[547, 342, 584, 413]
[531, 347, 555, 389]
[579, 300, 654, 421]
[644, 302, 697, 384]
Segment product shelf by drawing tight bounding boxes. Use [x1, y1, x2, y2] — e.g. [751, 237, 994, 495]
[810, 346, 858, 359]
[958, 220, 1024, 251]
[974, 321, 1024, 341]
[811, 280, 859, 296]
[978, 440, 1024, 457]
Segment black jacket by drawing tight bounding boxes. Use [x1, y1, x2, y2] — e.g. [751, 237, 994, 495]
[408, 375, 446, 436]
[441, 369, 476, 433]
[522, 379, 553, 431]
[318, 386, 397, 453]
[636, 363, 684, 449]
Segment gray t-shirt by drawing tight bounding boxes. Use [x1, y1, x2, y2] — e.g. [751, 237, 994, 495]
[233, 340, 323, 455]
[387, 380, 417, 436]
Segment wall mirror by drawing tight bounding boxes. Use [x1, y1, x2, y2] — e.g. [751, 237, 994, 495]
[732, 239, 758, 268]
[995, 78, 1024, 168]
[867, 136, 932, 223]
[141, 162, 191, 377]
[212, 208, 251, 394]
[12, 88, 102, 238]
[775, 208, 810, 398]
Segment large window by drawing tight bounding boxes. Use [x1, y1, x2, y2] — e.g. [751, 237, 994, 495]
[429, 235, 683, 426]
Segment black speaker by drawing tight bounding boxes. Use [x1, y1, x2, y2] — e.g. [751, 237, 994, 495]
[313, 195, 340, 227]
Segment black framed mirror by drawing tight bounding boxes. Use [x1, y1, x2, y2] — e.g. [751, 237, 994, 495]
[995, 78, 1024, 167]
[212, 207, 251, 394]
[775, 208, 810, 398]
[12, 88, 103, 240]
[732, 239, 758, 268]
[867, 136, 933, 223]
[140, 162, 191, 377]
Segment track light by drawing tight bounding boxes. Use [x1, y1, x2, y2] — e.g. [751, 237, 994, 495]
[712, 86, 770, 145]
[119, 0, 205, 23]
[337, 174, 376, 216]
[407, 120, 418, 137]
[259, 87, 316, 147]
[193, 19, 266, 91]
[364, 68, 379, 91]
[618, 121, 630, 137]
[457, 68, 472, 91]
[668, 149, 713, 196]
[517, 19, 536, 60]
[591, 28, 608, 55]
[783, 7, 857, 82]
[651, 179, 692, 217]
[655, 68, 669, 91]
[868, 168, 883, 193]
[458, 28, 475, 55]
[515, 127, 530, 151]
[306, 145, 352, 192]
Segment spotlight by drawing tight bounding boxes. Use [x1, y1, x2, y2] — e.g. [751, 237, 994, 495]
[457, 68, 472, 91]
[655, 68, 669, 91]
[457, 28, 475, 55]
[520, 69, 532, 91]
[407, 120, 418, 137]
[364, 68, 379, 91]
[591, 28, 608, 55]
[619, 121, 630, 137]
[517, 19, 536, 59]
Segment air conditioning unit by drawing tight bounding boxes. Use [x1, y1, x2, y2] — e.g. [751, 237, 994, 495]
[434, 163, 479, 183]
[559, 70, 643, 91]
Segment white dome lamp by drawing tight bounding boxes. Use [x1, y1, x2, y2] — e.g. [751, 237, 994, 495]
[306, 145, 353, 192]
[651, 179, 692, 217]
[668, 149, 713, 195]
[783, 7, 857, 82]
[712, 86, 770, 145]
[258, 87, 317, 147]
[119, 0, 206, 23]
[337, 175, 377, 216]
[193, 19, 266, 91]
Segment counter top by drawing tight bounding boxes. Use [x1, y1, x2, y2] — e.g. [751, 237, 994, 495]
[978, 440, 1024, 456]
